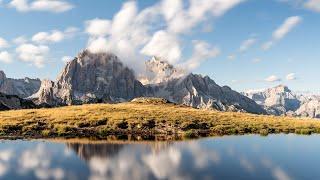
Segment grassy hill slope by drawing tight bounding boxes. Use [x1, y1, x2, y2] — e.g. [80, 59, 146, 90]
[0, 98, 319, 140]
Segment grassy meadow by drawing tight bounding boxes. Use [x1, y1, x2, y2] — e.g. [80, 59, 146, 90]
[0, 98, 319, 140]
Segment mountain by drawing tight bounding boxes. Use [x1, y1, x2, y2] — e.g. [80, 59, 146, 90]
[0, 92, 36, 110]
[0, 71, 41, 98]
[138, 57, 265, 114]
[29, 50, 265, 114]
[139, 56, 185, 85]
[146, 73, 266, 114]
[31, 50, 145, 106]
[243, 85, 320, 118]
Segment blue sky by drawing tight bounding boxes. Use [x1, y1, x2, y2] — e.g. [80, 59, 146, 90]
[0, 0, 319, 92]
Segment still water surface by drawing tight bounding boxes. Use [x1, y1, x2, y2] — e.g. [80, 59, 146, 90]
[0, 135, 318, 179]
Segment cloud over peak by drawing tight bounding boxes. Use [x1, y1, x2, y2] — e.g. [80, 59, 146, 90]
[265, 75, 281, 82]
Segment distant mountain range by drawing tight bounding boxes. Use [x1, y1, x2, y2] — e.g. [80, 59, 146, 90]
[1, 50, 319, 119]
[0, 71, 40, 98]
[242, 85, 320, 118]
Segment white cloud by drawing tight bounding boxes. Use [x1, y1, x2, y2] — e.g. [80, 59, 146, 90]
[164, 0, 244, 34]
[286, 73, 297, 80]
[140, 30, 181, 64]
[85, 18, 111, 37]
[0, 37, 9, 49]
[31, 27, 78, 44]
[61, 56, 72, 63]
[183, 40, 220, 71]
[0, 51, 12, 63]
[273, 16, 302, 40]
[87, 37, 109, 54]
[32, 30, 64, 44]
[265, 75, 281, 82]
[304, 0, 320, 12]
[9, 0, 74, 13]
[239, 38, 257, 52]
[85, 0, 243, 72]
[263, 16, 302, 50]
[13, 36, 28, 44]
[272, 167, 292, 180]
[16, 43, 49, 68]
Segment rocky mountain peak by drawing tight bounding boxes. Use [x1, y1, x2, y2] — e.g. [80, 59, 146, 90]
[140, 56, 185, 85]
[0, 70, 41, 98]
[33, 50, 145, 105]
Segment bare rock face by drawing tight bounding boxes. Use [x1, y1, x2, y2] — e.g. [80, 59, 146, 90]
[0, 70, 41, 98]
[146, 73, 266, 114]
[32, 50, 145, 106]
[243, 85, 320, 118]
[139, 56, 185, 85]
[295, 95, 320, 118]
[243, 85, 301, 115]
[0, 92, 36, 110]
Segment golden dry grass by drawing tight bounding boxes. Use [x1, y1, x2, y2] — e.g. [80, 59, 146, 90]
[0, 99, 319, 139]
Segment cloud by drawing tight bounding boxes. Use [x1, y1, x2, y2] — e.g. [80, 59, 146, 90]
[0, 51, 13, 64]
[85, 18, 111, 37]
[32, 31, 64, 44]
[239, 37, 257, 52]
[273, 16, 302, 40]
[61, 56, 72, 63]
[140, 30, 181, 64]
[272, 167, 292, 180]
[13, 36, 28, 44]
[164, 0, 244, 34]
[183, 40, 220, 71]
[265, 75, 281, 82]
[286, 73, 297, 80]
[32, 27, 79, 44]
[304, 0, 320, 12]
[16, 43, 49, 68]
[262, 16, 302, 50]
[85, 0, 243, 73]
[0, 37, 9, 49]
[87, 37, 109, 54]
[9, 0, 74, 13]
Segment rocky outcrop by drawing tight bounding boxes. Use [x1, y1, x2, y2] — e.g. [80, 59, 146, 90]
[0, 92, 36, 110]
[295, 95, 320, 118]
[243, 85, 300, 115]
[0, 71, 41, 98]
[243, 85, 320, 118]
[146, 73, 266, 114]
[139, 56, 185, 85]
[32, 50, 145, 106]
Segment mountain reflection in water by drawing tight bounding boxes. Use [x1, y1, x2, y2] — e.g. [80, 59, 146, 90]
[0, 135, 318, 179]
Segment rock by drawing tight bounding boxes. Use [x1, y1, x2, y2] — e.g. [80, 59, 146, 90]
[243, 85, 320, 118]
[295, 96, 320, 118]
[32, 50, 145, 106]
[0, 70, 41, 98]
[139, 56, 185, 85]
[146, 73, 266, 114]
[0, 92, 37, 110]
